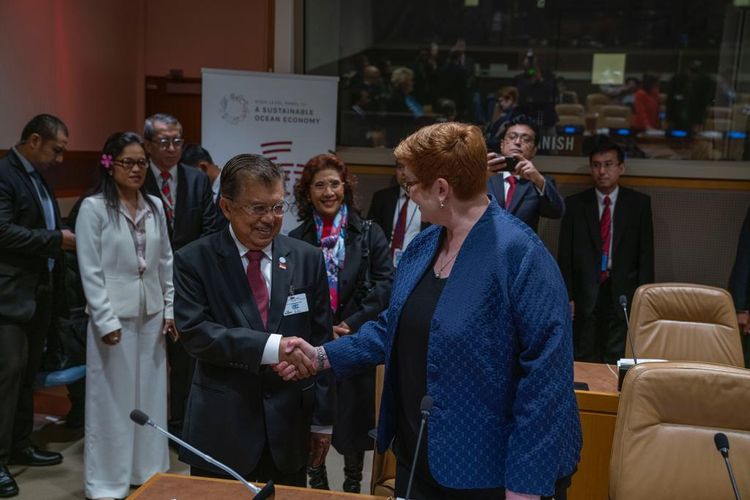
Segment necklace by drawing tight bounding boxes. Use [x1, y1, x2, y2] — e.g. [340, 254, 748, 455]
[434, 250, 459, 278]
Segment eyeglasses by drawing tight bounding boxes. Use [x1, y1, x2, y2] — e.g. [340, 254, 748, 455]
[403, 180, 419, 195]
[226, 198, 289, 217]
[113, 158, 148, 170]
[311, 180, 345, 191]
[504, 132, 535, 145]
[149, 137, 184, 150]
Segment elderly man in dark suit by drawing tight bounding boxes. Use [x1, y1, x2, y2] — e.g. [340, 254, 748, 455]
[142, 113, 218, 439]
[486, 115, 564, 232]
[368, 162, 429, 268]
[0, 114, 76, 497]
[729, 206, 750, 367]
[173, 154, 332, 486]
[558, 138, 654, 364]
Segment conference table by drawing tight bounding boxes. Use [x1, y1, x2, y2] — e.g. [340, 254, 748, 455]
[569, 362, 620, 500]
[129, 472, 380, 499]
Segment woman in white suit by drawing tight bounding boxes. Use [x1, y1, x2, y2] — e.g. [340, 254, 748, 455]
[76, 132, 176, 500]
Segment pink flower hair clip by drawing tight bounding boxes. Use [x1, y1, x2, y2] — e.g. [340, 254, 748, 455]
[101, 154, 113, 169]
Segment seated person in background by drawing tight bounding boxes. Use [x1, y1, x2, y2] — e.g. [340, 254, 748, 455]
[485, 86, 521, 152]
[180, 144, 227, 229]
[385, 67, 424, 147]
[558, 138, 654, 364]
[632, 74, 660, 131]
[341, 89, 375, 147]
[486, 115, 565, 232]
[277, 122, 581, 500]
[290, 154, 393, 493]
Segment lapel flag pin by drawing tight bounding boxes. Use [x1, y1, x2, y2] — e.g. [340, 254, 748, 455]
[278, 256, 287, 270]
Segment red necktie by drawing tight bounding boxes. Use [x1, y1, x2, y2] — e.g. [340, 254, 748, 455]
[505, 175, 517, 208]
[600, 196, 612, 283]
[391, 195, 409, 256]
[160, 171, 174, 224]
[246, 251, 269, 328]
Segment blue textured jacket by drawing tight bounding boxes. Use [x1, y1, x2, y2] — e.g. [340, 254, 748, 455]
[325, 198, 581, 495]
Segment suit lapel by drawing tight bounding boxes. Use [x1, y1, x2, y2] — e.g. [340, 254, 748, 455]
[174, 164, 188, 234]
[507, 178, 532, 214]
[8, 152, 47, 224]
[584, 189, 602, 251]
[268, 236, 293, 333]
[612, 187, 628, 255]
[217, 229, 265, 329]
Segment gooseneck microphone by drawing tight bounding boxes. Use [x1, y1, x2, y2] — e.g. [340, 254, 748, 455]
[619, 294, 638, 364]
[714, 432, 742, 500]
[129, 410, 275, 499]
[404, 395, 434, 500]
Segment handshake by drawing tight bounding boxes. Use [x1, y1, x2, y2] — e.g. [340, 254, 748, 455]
[275, 337, 330, 381]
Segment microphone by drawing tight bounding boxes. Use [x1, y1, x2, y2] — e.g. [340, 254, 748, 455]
[714, 432, 742, 500]
[619, 294, 638, 365]
[404, 395, 433, 500]
[129, 410, 275, 499]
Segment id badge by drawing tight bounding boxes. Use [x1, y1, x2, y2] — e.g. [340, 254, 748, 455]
[283, 293, 309, 316]
[601, 254, 608, 272]
[393, 248, 404, 268]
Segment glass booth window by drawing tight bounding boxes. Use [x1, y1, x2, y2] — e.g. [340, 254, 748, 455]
[304, 0, 750, 161]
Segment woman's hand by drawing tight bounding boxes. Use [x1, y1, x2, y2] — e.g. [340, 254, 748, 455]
[332, 321, 351, 339]
[102, 329, 122, 346]
[163, 319, 179, 342]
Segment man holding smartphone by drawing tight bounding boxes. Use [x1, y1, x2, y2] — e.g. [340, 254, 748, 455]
[486, 115, 564, 232]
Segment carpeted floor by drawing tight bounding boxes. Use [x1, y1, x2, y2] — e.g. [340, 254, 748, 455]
[12, 414, 373, 499]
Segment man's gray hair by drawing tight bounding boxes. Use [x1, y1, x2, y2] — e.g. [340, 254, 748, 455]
[220, 154, 283, 200]
[144, 113, 182, 140]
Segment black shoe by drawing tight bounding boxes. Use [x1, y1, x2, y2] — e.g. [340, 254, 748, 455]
[0, 466, 19, 498]
[8, 447, 62, 466]
[307, 464, 329, 490]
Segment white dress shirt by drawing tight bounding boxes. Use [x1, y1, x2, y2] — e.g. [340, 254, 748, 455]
[211, 175, 221, 204]
[501, 171, 545, 203]
[391, 188, 422, 250]
[149, 162, 178, 208]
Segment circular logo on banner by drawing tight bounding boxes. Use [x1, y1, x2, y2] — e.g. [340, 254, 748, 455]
[219, 93, 249, 125]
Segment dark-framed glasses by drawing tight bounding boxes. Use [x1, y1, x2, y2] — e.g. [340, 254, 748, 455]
[113, 158, 148, 170]
[504, 132, 534, 145]
[150, 137, 184, 150]
[227, 198, 289, 217]
[312, 179, 345, 191]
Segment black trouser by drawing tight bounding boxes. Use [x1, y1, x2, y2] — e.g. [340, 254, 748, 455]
[574, 278, 627, 364]
[167, 338, 196, 437]
[0, 278, 53, 464]
[190, 444, 306, 488]
[394, 461, 570, 500]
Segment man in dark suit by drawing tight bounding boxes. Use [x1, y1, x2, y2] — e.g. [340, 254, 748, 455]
[486, 115, 564, 232]
[558, 138, 654, 363]
[729, 206, 750, 367]
[368, 162, 429, 268]
[173, 154, 332, 486]
[0, 114, 75, 497]
[180, 144, 228, 230]
[142, 113, 218, 439]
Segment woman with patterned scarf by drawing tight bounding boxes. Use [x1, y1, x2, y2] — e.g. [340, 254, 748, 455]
[290, 153, 393, 493]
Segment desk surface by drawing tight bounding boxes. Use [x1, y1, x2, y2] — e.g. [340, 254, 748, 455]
[129, 473, 379, 499]
[574, 361, 619, 394]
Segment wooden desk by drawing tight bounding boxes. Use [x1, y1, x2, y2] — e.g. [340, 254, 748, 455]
[569, 362, 620, 500]
[129, 473, 380, 499]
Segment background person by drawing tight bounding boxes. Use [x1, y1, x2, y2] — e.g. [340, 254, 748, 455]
[290, 154, 393, 493]
[76, 132, 175, 500]
[279, 122, 581, 500]
[729, 205, 750, 367]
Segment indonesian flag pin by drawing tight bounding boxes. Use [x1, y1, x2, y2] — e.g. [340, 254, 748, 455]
[278, 256, 288, 270]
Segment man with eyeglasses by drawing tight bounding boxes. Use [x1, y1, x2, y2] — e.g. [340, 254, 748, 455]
[486, 115, 564, 232]
[368, 161, 430, 267]
[142, 113, 218, 441]
[558, 138, 654, 364]
[0, 114, 75, 497]
[172, 153, 332, 488]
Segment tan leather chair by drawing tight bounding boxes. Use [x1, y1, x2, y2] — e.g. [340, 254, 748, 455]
[610, 361, 750, 499]
[555, 103, 584, 117]
[557, 114, 585, 126]
[707, 106, 732, 120]
[597, 105, 631, 129]
[625, 283, 744, 367]
[370, 364, 396, 497]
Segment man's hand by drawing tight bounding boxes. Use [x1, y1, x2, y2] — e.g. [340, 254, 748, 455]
[332, 321, 351, 339]
[278, 337, 317, 380]
[514, 158, 545, 190]
[738, 311, 750, 335]
[487, 152, 506, 174]
[61, 229, 76, 251]
[163, 319, 179, 342]
[569, 300, 575, 320]
[309, 432, 331, 468]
